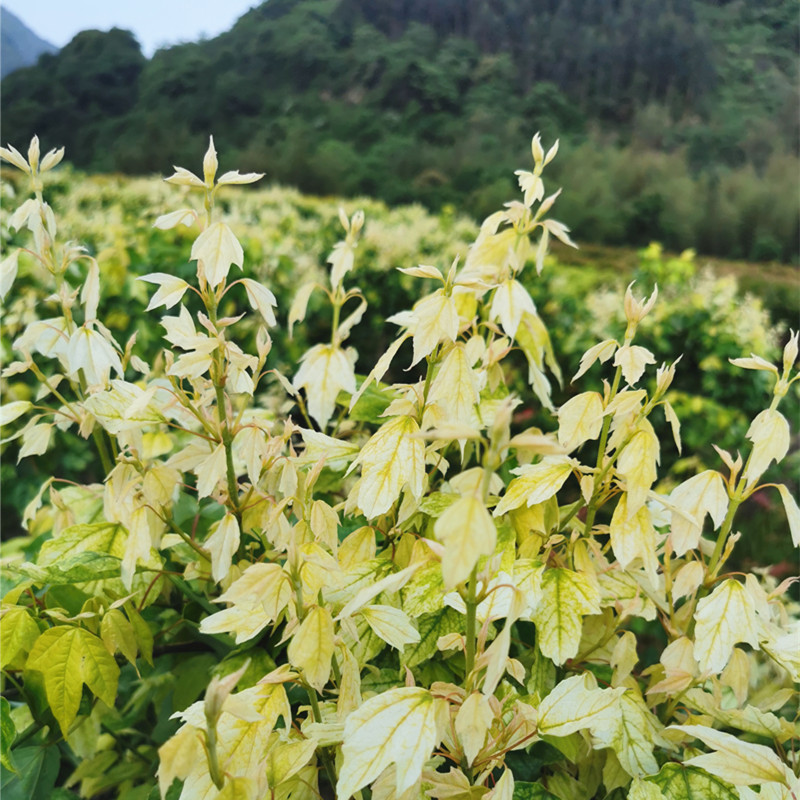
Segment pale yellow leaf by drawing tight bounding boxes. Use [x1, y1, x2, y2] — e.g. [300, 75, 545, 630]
[609, 494, 659, 584]
[455, 692, 493, 766]
[592, 689, 665, 777]
[573, 339, 617, 382]
[195, 443, 227, 499]
[410, 291, 459, 366]
[205, 513, 240, 583]
[1, 400, 31, 426]
[614, 344, 656, 386]
[775, 484, 800, 547]
[616, 420, 660, 517]
[493, 455, 574, 517]
[288, 606, 334, 691]
[557, 392, 604, 452]
[361, 605, 420, 651]
[241, 279, 277, 327]
[669, 470, 728, 556]
[427, 344, 480, 428]
[435, 495, 496, 589]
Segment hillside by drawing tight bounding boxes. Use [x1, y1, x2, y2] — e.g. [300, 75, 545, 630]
[0, 8, 58, 78]
[1, 0, 798, 261]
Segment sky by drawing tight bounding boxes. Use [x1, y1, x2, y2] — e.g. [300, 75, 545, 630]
[3, 0, 260, 57]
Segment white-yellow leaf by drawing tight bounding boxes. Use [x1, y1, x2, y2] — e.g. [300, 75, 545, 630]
[775, 484, 800, 547]
[288, 605, 334, 691]
[490, 279, 535, 339]
[1, 249, 19, 300]
[66, 326, 123, 387]
[557, 392, 604, 452]
[743, 409, 790, 487]
[538, 673, 625, 737]
[669, 470, 728, 556]
[435, 495, 497, 589]
[293, 344, 356, 429]
[494, 455, 574, 517]
[614, 344, 656, 386]
[670, 725, 793, 787]
[694, 579, 760, 674]
[573, 339, 617, 382]
[355, 416, 425, 519]
[592, 690, 665, 778]
[153, 208, 197, 230]
[361, 605, 420, 651]
[609, 494, 659, 584]
[195, 443, 227, 499]
[455, 692, 493, 766]
[205, 513, 240, 583]
[18, 422, 52, 460]
[1, 400, 31, 427]
[427, 344, 480, 429]
[410, 291, 459, 366]
[337, 687, 439, 800]
[616, 421, 660, 517]
[241, 278, 278, 327]
[200, 563, 291, 643]
[190, 221, 243, 288]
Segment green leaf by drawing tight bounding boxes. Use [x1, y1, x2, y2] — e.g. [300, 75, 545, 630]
[649, 764, 737, 800]
[125, 603, 153, 664]
[512, 782, 560, 800]
[37, 522, 162, 600]
[38, 523, 127, 565]
[0, 698, 16, 773]
[402, 562, 445, 616]
[101, 609, 138, 666]
[417, 492, 459, 518]
[0, 607, 41, 669]
[20, 552, 122, 585]
[0, 745, 60, 800]
[401, 607, 462, 668]
[345, 380, 394, 423]
[26, 627, 120, 736]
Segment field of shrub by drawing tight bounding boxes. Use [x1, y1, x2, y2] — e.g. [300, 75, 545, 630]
[0, 136, 798, 800]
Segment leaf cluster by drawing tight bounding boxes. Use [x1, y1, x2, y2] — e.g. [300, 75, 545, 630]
[1, 134, 799, 800]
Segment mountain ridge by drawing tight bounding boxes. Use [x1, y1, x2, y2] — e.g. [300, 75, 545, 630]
[1, 8, 58, 79]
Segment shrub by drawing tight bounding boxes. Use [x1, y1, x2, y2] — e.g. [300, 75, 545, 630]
[1, 134, 798, 800]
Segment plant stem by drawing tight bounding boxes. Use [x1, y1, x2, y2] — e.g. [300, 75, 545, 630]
[583, 363, 623, 536]
[464, 565, 478, 687]
[306, 687, 338, 792]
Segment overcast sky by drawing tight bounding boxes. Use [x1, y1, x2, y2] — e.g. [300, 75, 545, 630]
[3, 0, 260, 57]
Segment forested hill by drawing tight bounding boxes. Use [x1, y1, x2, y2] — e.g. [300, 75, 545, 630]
[2, 0, 798, 261]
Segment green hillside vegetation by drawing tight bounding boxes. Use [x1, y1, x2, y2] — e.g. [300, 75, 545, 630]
[1, 0, 798, 262]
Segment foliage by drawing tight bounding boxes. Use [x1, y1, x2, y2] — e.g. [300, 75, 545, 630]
[1, 134, 799, 800]
[2, 0, 798, 262]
